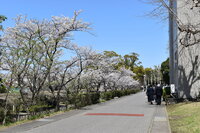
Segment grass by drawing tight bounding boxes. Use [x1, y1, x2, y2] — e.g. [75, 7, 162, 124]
[167, 102, 200, 133]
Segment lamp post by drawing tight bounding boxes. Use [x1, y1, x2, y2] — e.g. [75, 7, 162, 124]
[143, 75, 146, 86]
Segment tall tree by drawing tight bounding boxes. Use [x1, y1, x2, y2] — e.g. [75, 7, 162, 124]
[123, 52, 140, 70]
[144, 67, 153, 85]
[132, 65, 145, 84]
[1, 11, 90, 110]
[161, 58, 170, 84]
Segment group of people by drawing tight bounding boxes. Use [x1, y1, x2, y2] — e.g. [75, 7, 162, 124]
[146, 84, 163, 105]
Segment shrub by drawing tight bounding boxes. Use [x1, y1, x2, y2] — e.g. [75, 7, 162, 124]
[112, 90, 123, 98]
[0, 107, 15, 125]
[69, 92, 100, 108]
[0, 84, 7, 93]
[100, 89, 140, 101]
[35, 94, 55, 107]
[100, 91, 113, 100]
[164, 87, 171, 95]
[29, 105, 52, 113]
[0, 108, 4, 123]
[89, 92, 100, 104]
[28, 114, 43, 120]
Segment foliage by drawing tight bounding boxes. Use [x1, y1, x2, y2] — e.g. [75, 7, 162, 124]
[162, 86, 171, 101]
[68, 92, 100, 108]
[161, 58, 169, 84]
[144, 67, 153, 85]
[0, 15, 7, 31]
[144, 66, 162, 85]
[0, 12, 141, 125]
[164, 86, 171, 95]
[100, 89, 140, 101]
[29, 105, 52, 113]
[0, 16, 7, 23]
[133, 65, 145, 84]
[1, 11, 90, 112]
[123, 52, 140, 70]
[0, 106, 14, 125]
[0, 108, 4, 123]
[103, 51, 119, 57]
[89, 92, 100, 104]
[102, 51, 145, 84]
[28, 113, 45, 120]
[0, 79, 7, 93]
[35, 94, 55, 107]
[101, 91, 113, 100]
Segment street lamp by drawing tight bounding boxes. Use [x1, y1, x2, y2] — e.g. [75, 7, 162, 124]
[143, 75, 146, 87]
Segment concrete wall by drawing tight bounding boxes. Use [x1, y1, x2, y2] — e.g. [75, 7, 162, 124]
[176, 0, 200, 98]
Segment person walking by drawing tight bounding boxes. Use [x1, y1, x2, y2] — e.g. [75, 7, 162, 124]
[146, 85, 154, 104]
[155, 84, 163, 105]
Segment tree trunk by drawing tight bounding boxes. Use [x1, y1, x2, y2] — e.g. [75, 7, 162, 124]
[2, 90, 9, 125]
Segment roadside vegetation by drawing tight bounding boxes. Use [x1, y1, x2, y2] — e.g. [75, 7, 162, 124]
[0, 13, 146, 126]
[167, 102, 200, 133]
[0, 89, 140, 129]
[0, 12, 163, 127]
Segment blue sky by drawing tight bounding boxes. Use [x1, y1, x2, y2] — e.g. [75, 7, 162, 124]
[1, 0, 169, 68]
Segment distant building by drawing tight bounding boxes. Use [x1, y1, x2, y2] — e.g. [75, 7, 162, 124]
[169, 0, 200, 98]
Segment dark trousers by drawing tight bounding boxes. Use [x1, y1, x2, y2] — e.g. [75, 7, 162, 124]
[148, 95, 154, 102]
[156, 95, 162, 105]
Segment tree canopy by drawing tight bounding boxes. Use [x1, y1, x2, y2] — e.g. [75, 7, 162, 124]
[161, 58, 169, 85]
[0, 15, 7, 31]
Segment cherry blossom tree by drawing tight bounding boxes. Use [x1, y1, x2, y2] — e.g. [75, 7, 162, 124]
[47, 46, 96, 110]
[79, 52, 139, 93]
[0, 11, 90, 110]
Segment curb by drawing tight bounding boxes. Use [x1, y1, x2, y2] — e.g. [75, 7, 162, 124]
[147, 105, 157, 133]
[149, 103, 171, 133]
[164, 105, 172, 133]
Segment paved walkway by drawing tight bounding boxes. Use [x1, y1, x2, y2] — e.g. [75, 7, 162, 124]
[0, 92, 171, 133]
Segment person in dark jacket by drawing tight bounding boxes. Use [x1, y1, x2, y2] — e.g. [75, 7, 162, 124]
[146, 85, 154, 104]
[155, 84, 163, 105]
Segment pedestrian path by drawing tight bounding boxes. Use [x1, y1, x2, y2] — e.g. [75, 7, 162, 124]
[0, 92, 171, 133]
[150, 102, 171, 133]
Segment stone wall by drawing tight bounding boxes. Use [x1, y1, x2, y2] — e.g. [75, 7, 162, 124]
[177, 0, 200, 98]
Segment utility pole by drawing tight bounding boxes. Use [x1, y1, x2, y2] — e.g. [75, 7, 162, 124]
[169, 0, 177, 85]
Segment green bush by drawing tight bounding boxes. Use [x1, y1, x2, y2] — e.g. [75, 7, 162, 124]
[69, 89, 140, 108]
[123, 90, 130, 95]
[125, 89, 139, 95]
[69, 92, 100, 108]
[100, 91, 113, 100]
[0, 108, 4, 123]
[29, 105, 52, 113]
[89, 92, 100, 104]
[77, 93, 88, 108]
[112, 90, 123, 98]
[0, 107, 15, 125]
[164, 87, 171, 95]
[28, 114, 43, 120]
[100, 89, 140, 101]
[0, 84, 7, 93]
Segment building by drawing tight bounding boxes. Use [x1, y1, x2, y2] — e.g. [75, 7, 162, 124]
[170, 0, 200, 98]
